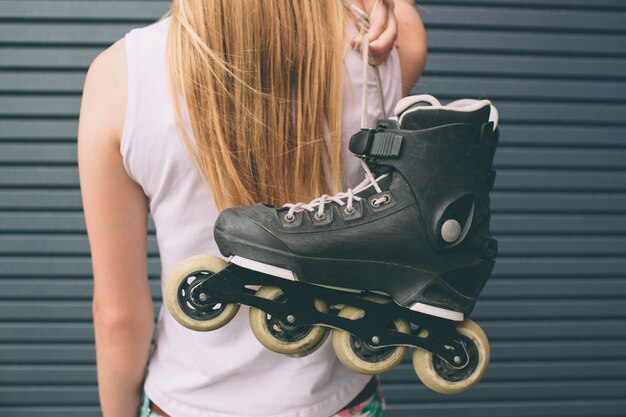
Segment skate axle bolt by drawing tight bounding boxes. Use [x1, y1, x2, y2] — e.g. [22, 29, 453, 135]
[371, 336, 380, 344]
[441, 219, 462, 243]
[286, 315, 296, 323]
[198, 293, 208, 302]
[453, 356, 462, 364]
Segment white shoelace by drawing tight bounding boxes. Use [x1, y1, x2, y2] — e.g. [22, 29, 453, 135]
[284, 172, 390, 221]
[283, 4, 388, 222]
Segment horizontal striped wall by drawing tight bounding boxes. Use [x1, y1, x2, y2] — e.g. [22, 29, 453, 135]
[1, 0, 625, 416]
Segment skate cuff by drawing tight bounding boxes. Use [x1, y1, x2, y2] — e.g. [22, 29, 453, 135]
[349, 129, 403, 158]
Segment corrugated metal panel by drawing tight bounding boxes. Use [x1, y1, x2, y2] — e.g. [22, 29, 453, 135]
[391, 1, 626, 416]
[0, 0, 625, 416]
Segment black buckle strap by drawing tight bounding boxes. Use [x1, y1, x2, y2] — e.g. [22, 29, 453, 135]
[349, 128, 404, 158]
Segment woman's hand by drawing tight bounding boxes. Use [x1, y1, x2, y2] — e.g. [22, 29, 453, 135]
[350, 0, 426, 95]
[364, 0, 398, 63]
[351, 0, 398, 64]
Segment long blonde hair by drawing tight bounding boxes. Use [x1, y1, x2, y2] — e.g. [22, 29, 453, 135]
[167, 0, 348, 210]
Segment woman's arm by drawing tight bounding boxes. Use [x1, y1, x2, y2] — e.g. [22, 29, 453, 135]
[393, 0, 427, 96]
[78, 38, 154, 417]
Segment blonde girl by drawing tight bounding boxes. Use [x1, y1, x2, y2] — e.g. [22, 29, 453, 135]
[78, 1, 425, 416]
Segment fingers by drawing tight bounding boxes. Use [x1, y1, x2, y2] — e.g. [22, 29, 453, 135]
[367, 0, 390, 41]
[350, 0, 398, 64]
[369, 10, 398, 63]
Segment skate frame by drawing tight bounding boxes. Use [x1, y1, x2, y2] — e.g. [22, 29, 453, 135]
[182, 263, 471, 369]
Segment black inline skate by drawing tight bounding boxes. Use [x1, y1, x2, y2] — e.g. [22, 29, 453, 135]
[165, 94, 499, 394]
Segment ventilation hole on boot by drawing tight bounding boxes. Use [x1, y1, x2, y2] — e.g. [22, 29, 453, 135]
[438, 194, 475, 246]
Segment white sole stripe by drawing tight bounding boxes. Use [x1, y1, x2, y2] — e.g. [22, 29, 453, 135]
[230, 256, 465, 322]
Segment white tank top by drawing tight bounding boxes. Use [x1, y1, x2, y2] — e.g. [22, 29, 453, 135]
[122, 17, 402, 417]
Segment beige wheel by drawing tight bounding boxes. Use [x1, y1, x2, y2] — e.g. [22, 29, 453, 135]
[285, 327, 330, 358]
[249, 286, 329, 356]
[332, 296, 410, 374]
[412, 319, 490, 394]
[164, 255, 240, 331]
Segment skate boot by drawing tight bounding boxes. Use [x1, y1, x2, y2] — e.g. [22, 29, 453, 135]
[165, 94, 499, 394]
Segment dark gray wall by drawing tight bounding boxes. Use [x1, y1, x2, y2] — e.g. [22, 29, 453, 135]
[1, 1, 625, 416]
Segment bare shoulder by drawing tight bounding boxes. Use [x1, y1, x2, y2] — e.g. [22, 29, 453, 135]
[94, 37, 127, 66]
[80, 38, 128, 146]
[394, 1, 427, 95]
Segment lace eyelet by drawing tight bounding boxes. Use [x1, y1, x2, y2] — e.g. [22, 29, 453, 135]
[344, 207, 355, 215]
[284, 214, 296, 223]
[314, 212, 326, 221]
[371, 195, 391, 208]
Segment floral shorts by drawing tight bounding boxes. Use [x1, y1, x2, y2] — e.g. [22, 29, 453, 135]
[139, 379, 385, 417]
[333, 383, 385, 417]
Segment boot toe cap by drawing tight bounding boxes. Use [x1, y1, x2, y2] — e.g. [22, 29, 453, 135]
[214, 205, 291, 256]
